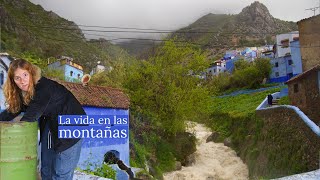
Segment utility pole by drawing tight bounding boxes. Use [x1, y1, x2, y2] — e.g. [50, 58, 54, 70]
[305, 0, 320, 16]
[306, 7, 319, 16]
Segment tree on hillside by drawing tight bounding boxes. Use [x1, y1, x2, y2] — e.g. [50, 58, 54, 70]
[124, 40, 211, 135]
[42, 68, 65, 81]
[205, 58, 272, 95]
[254, 58, 272, 79]
[89, 51, 137, 88]
[231, 66, 260, 88]
[234, 59, 250, 70]
[90, 60, 127, 89]
[231, 58, 271, 89]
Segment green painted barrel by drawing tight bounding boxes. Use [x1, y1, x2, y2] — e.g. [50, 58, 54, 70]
[0, 121, 38, 180]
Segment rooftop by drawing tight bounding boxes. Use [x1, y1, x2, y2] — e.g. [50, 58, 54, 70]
[297, 14, 320, 24]
[58, 81, 130, 109]
[286, 64, 320, 84]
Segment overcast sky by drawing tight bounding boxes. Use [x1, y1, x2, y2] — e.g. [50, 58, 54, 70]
[29, 0, 319, 41]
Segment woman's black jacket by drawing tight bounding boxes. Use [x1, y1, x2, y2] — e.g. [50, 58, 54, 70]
[0, 77, 86, 152]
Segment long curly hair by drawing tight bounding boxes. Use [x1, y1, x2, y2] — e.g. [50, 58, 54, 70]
[3, 59, 41, 113]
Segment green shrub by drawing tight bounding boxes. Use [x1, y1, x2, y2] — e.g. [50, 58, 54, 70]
[80, 163, 117, 180]
[90, 164, 117, 179]
[205, 58, 272, 95]
[278, 96, 289, 105]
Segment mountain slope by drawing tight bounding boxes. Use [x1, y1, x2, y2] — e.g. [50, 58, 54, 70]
[0, 0, 130, 71]
[118, 39, 157, 57]
[172, 1, 297, 49]
[120, 2, 297, 58]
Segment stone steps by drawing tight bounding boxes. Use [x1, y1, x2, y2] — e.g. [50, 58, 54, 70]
[272, 98, 280, 105]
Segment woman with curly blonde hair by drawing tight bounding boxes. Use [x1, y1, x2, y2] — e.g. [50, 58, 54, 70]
[3, 58, 41, 114]
[0, 58, 86, 180]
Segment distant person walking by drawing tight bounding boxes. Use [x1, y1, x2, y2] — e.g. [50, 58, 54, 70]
[267, 94, 273, 106]
[0, 59, 85, 180]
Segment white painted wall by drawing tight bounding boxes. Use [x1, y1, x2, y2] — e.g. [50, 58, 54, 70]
[276, 31, 299, 58]
[0, 55, 12, 110]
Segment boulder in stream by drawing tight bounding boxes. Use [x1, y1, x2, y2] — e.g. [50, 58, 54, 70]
[206, 132, 220, 143]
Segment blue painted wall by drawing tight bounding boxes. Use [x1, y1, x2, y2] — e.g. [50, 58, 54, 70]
[207, 61, 227, 77]
[269, 55, 300, 83]
[290, 40, 303, 75]
[261, 52, 275, 59]
[225, 56, 240, 73]
[269, 40, 303, 84]
[48, 61, 83, 82]
[223, 50, 237, 60]
[64, 65, 83, 82]
[77, 106, 130, 179]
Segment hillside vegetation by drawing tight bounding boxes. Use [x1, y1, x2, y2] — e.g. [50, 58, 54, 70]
[173, 2, 297, 50]
[205, 58, 272, 95]
[89, 38, 278, 178]
[125, 40, 211, 178]
[198, 86, 316, 179]
[122, 1, 297, 57]
[0, 0, 131, 71]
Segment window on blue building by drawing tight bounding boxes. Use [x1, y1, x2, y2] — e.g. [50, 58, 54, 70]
[281, 39, 289, 48]
[77, 74, 80, 79]
[275, 72, 279, 77]
[275, 62, 278, 67]
[288, 60, 293, 65]
[70, 71, 73, 77]
[0, 71, 4, 86]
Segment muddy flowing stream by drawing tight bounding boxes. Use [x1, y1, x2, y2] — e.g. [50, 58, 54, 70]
[163, 122, 249, 180]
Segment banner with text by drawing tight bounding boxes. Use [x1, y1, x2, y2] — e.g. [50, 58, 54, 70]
[58, 115, 129, 139]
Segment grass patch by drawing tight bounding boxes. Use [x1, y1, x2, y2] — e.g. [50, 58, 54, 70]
[202, 86, 313, 178]
[278, 96, 289, 105]
[212, 87, 313, 178]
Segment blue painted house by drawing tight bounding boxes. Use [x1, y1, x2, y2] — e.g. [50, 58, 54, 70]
[275, 31, 299, 58]
[261, 50, 275, 59]
[290, 39, 303, 76]
[269, 37, 302, 83]
[223, 50, 238, 60]
[0, 53, 13, 111]
[48, 56, 84, 82]
[225, 56, 240, 73]
[269, 55, 294, 83]
[206, 60, 227, 77]
[60, 81, 130, 179]
[241, 48, 257, 62]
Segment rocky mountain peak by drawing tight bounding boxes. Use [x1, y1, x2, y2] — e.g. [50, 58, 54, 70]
[237, 1, 274, 25]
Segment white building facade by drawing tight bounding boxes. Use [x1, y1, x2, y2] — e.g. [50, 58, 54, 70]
[275, 31, 299, 58]
[207, 60, 226, 77]
[0, 53, 13, 110]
